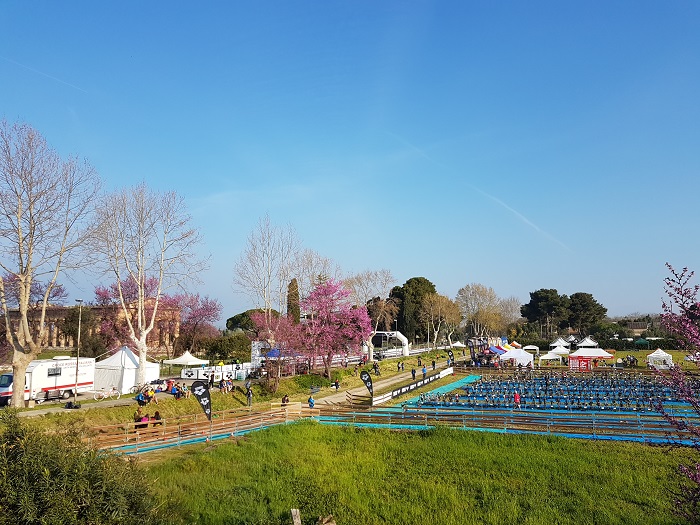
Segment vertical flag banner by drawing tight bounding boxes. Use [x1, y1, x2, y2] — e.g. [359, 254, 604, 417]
[448, 349, 454, 362]
[359, 370, 373, 396]
[191, 380, 212, 421]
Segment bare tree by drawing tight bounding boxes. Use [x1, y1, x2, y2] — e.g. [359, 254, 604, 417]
[344, 269, 396, 359]
[499, 295, 523, 332]
[420, 293, 461, 348]
[233, 215, 300, 344]
[294, 248, 343, 302]
[0, 120, 100, 407]
[442, 297, 463, 347]
[91, 183, 204, 385]
[455, 283, 503, 338]
[344, 269, 393, 308]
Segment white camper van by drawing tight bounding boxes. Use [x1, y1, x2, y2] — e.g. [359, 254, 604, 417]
[0, 356, 95, 405]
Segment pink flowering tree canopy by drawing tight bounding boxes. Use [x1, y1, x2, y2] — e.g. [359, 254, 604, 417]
[657, 263, 700, 522]
[250, 311, 302, 392]
[173, 293, 223, 353]
[299, 279, 372, 378]
[662, 263, 700, 352]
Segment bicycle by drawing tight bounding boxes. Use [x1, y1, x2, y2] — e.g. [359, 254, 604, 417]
[93, 386, 121, 401]
[129, 383, 150, 395]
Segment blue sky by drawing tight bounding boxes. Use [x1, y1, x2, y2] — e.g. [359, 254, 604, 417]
[2, 2, 699, 324]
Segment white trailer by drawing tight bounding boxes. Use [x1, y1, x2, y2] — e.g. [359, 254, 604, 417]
[0, 356, 95, 405]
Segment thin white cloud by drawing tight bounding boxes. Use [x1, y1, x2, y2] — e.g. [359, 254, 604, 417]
[1, 55, 88, 94]
[385, 130, 572, 253]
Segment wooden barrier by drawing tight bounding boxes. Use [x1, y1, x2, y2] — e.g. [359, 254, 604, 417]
[87, 406, 310, 453]
[269, 401, 303, 414]
[314, 405, 697, 444]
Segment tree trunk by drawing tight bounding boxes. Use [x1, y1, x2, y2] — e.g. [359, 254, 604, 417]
[10, 350, 34, 408]
[133, 337, 149, 386]
[323, 354, 332, 379]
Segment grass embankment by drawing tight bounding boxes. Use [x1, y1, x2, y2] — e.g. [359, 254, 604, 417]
[144, 422, 691, 525]
[17, 350, 450, 429]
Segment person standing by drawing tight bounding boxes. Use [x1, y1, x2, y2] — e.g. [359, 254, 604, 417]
[432, 359, 436, 370]
[308, 395, 315, 408]
[514, 391, 521, 410]
[411, 368, 416, 381]
[422, 366, 427, 380]
[246, 388, 253, 407]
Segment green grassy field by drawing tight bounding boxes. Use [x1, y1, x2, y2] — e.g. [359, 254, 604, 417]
[144, 422, 693, 525]
[5, 350, 698, 524]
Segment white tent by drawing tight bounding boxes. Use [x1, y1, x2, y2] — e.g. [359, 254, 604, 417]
[498, 348, 534, 367]
[538, 351, 563, 365]
[576, 336, 599, 348]
[162, 350, 209, 366]
[94, 346, 160, 394]
[523, 344, 539, 351]
[550, 345, 570, 356]
[569, 347, 613, 358]
[550, 337, 570, 348]
[450, 341, 466, 348]
[646, 349, 673, 370]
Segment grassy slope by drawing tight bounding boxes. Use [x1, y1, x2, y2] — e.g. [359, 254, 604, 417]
[145, 422, 691, 525]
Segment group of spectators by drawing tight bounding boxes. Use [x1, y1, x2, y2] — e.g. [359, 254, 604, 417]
[218, 378, 235, 394]
[135, 387, 159, 406]
[168, 381, 191, 400]
[133, 407, 163, 429]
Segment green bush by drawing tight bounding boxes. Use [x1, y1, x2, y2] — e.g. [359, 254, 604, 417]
[0, 410, 164, 525]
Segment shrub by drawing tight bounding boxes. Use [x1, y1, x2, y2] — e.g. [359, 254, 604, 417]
[0, 410, 164, 525]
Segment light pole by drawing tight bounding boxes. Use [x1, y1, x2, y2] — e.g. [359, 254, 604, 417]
[73, 299, 83, 404]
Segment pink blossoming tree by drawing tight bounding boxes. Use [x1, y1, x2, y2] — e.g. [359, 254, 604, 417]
[299, 279, 371, 379]
[250, 311, 302, 392]
[657, 263, 700, 523]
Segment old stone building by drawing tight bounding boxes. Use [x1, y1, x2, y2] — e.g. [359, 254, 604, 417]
[3, 302, 180, 354]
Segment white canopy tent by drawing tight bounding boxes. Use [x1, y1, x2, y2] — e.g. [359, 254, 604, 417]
[450, 341, 466, 348]
[550, 345, 570, 356]
[498, 348, 534, 367]
[550, 337, 570, 348]
[523, 345, 539, 351]
[569, 347, 613, 358]
[94, 346, 160, 394]
[576, 336, 599, 348]
[162, 350, 209, 366]
[538, 351, 563, 365]
[646, 349, 673, 370]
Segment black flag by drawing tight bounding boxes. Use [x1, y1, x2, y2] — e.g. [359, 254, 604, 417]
[359, 370, 373, 396]
[191, 380, 212, 421]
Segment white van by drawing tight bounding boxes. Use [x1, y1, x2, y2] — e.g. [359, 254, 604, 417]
[0, 356, 95, 405]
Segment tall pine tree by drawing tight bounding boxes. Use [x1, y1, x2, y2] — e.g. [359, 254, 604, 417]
[287, 278, 300, 323]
